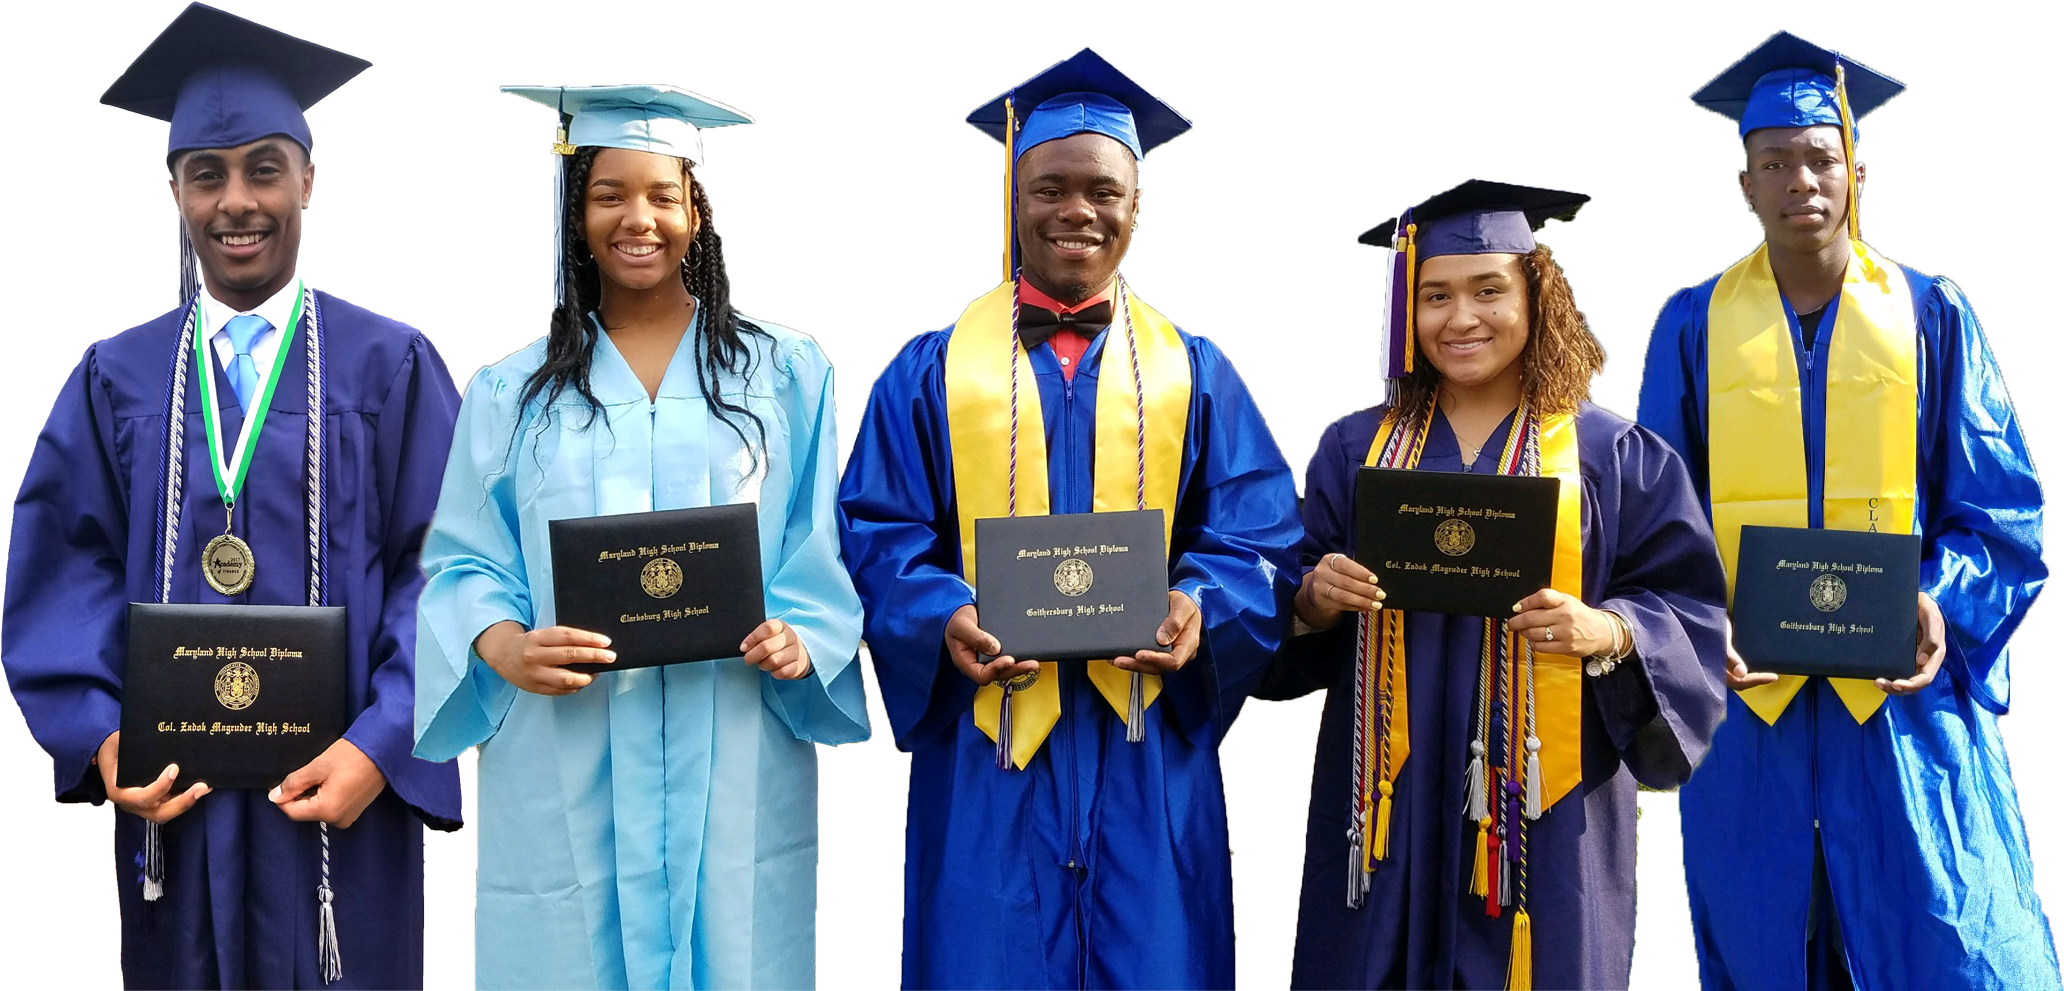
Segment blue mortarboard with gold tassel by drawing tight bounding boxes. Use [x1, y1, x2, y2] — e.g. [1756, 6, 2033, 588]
[1691, 31, 1906, 240]
[502, 84, 753, 307]
[1359, 180, 1588, 380]
[965, 48, 1192, 279]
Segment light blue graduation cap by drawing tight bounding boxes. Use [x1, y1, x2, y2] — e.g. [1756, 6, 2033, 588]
[503, 84, 753, 304]
[1693, 32, 1905, 239]
[1359, 181, 1589, 378]
[101, 3, 369, 304]
[965, 49, 1192, 277]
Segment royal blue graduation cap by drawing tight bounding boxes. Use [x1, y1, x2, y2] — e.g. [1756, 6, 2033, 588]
[101, 3, 369, 165]
[503, 84, 753, 306]
[967, 49, 1191, 277]
[1361, 180, 1588, 378]
[1692, 32, 1902, 239]
[103, 4, 367, 304]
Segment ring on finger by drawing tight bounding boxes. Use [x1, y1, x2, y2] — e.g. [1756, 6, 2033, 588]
[1542, 628, 1555, 642]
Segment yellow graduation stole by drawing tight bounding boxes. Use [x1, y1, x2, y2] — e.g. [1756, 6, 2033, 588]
[945, 280, 1192, 769]
[1706, 240, 1918, 725]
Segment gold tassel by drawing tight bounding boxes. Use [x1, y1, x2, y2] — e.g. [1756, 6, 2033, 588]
[1371, 780, 1395, 861]
[1002, 96, 1019, 279]
[1471, 817, 1491, 897]
[1506, 908, 1533, 990]
[1834, 63, 1861, 241]
[1401, 222, 1419, 374]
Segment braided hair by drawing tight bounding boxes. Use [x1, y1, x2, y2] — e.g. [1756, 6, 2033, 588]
[518, 146, 770, 456]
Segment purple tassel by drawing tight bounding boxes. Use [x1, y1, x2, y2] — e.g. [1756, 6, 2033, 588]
[1504, 781, 1523, 862]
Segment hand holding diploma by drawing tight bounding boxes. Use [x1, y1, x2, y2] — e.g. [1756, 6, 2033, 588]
[741, 618, 813, 680]
[97, 731, 209, 824]
[1295, 552, 1387, 630]
[271, 738, 386, 828]
[1876, 592, 1947, 696]
[943, 604, 1037, 685]
[476, 620, 617, 696]
[1111, 590, 1202, 674]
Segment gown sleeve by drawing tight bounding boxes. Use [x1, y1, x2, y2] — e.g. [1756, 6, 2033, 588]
[412, 365, 534, 762]
[1253, 415, 1356, 702]
[1160, 337, 1303, 743]
[2, 347, 129, 802]
[836, 334, 977, 752]
[757, 336, 871, 745]
[1635, 287, 1711, 498]
[342, 333, 463, 826]
[1916, 278, 2044, 715]
[1589, 424, 1730, 788]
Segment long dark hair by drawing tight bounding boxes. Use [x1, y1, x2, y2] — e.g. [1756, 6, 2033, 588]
[518, 146, 770, 454]
[1389, 245, 1604, 421]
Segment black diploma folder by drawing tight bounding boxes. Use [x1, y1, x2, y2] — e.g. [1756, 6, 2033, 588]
[1732, 525, 1920, 680]
[549, 503, 765, 671]
[119, 603, 347, 791]
[1354, 467, 1560, 616]
[975, 509, 1167, 661]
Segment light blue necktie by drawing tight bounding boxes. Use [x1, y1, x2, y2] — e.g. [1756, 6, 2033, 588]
[221, 314, 273, 412]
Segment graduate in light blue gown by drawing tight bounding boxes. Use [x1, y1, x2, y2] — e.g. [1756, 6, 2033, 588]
[1642, 34, 2057, 991]
[413, 85, 869, 991]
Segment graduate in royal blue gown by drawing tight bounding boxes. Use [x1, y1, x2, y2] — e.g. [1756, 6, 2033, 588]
[1640, 32, 2060, 991]
[1, 6, 461, 988]
[836, 49, 1300, 990]
[1262, 181, 1729, 990]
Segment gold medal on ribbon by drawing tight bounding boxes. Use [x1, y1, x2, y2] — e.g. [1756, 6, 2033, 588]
[203, 532, 255, 595]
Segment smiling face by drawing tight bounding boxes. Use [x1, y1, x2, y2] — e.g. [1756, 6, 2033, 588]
[1015, 132, 1139, 304]
[169, 137, 313, 310]
[1740, 124, 1852, 254]
[1413, 252, 1530, 395]
[584, 147, 699, 294]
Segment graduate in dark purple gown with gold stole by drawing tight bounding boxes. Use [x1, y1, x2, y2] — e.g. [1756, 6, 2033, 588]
[0, 7, 460, 988]
[1261, 181, 1730, 989]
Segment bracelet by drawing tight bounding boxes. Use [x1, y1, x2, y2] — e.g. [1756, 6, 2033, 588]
[1585, 611, 1632, 677]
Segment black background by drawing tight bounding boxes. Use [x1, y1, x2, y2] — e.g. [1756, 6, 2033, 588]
[8, 9, 2055, 991]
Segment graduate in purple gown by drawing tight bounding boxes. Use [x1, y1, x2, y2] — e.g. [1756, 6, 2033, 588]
[1260, 181, 1729, 989]
[1, 6, 460, 988]
[837, 50, 1300, 989]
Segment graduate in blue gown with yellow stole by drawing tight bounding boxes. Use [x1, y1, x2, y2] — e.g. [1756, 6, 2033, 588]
[837, 49, 1300, 990]
[1640, 32, 2060, 991]
[1, 6, 462, 988]
[413, 84, 868, 991]
[1263, 181, 1729, 990]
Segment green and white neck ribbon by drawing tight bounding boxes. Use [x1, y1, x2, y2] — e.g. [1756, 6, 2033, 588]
[193, 283, 304, 511]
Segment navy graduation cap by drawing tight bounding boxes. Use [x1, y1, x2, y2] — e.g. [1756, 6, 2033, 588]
[1691, 31, 1904, 139]
[1361, 180, 1589, 378]
[101, 3, 369, 165]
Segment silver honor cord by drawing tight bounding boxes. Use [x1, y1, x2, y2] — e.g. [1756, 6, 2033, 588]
[152, 285, 341, 982]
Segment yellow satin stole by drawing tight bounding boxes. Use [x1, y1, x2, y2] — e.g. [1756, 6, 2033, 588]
[1706, 240, 1918, 725]
[1361, 409, 1587, 816]
[945, 281, 1192, 768]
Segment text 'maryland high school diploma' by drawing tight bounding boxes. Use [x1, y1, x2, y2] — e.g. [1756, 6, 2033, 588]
[1732, 524, 1920, 680]
[1354, 467, 1559, 617]
[976, 509, 1167, 662]
[549, 503, 766, 671]
[119, 603, 347, 791]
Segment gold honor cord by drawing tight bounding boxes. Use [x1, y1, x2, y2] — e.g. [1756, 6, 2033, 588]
[1707, 241, 1918, 724]
[946, 280, 1192, 768]
[192, 285, 304, 596]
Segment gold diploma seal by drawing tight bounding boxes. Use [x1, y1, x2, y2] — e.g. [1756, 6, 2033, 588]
[203, 533, 256, 596]
[1054, 558, 1095, 597]
[1809, 573, 1848, 613]
[1434, 518, 1476, 557]
[641, 557, 685, 599]
[214, 661, 260, 710]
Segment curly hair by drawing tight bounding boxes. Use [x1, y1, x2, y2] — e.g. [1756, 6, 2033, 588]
[517, 145, 770, 455]
[1387, 244, 1604, 421]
